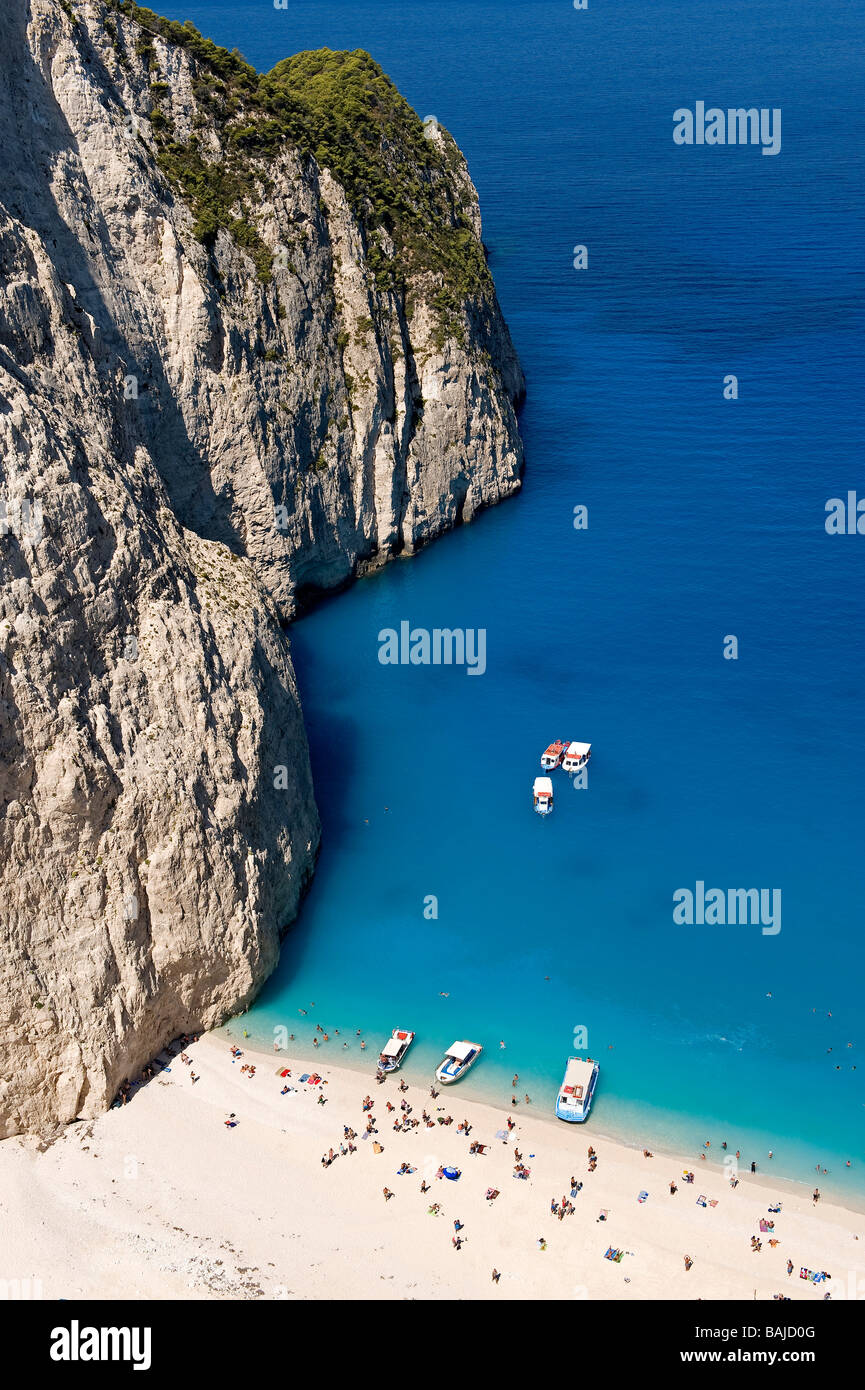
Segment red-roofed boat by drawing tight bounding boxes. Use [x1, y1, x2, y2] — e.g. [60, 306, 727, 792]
[540, 739, 567, 770]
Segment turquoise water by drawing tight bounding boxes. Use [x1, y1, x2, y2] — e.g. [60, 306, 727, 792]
[166, 1, 864, 1199]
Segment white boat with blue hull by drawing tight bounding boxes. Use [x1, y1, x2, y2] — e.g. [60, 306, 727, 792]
[435, 1040, 483, 1085]
[555, 1056, 599, 1123]
[377, 1029, 415, 1074]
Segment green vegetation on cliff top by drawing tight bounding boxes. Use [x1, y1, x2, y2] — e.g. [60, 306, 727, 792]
[105, 1, 491, 335]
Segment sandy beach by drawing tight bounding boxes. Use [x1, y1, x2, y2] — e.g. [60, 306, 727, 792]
[0, 1032, 861, 1301]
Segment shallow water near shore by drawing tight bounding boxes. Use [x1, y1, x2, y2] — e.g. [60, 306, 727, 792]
[168, 0, 865, 1201]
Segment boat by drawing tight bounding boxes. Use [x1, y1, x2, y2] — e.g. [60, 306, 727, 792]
[562, 740, 591, 775]
[435, 1040, 483, 1085]
[540, 739, 567, 770]
[533, 775, 554, 815]
[555, 1056, 599, 1123]
[376, 1029, 415, 1073]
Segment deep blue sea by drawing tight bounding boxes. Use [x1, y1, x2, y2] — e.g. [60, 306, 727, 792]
[161, 0, 864, 1199]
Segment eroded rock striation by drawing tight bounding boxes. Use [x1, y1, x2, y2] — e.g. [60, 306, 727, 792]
[0, 0, 524, 1134]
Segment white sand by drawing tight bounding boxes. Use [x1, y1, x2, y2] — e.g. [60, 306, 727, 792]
[1, 1032, 861, 1300]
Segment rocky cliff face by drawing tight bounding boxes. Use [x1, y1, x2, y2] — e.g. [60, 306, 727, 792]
[0, 0, 524, 1135]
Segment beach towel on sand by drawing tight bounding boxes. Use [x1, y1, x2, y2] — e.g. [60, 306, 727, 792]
[373, 1143, 383, 1154]
[604, 1248, 624, 1263]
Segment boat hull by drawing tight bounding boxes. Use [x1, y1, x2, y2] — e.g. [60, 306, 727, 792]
[555, 1099, 592, 1123]
[435, 1053, 482, 1085]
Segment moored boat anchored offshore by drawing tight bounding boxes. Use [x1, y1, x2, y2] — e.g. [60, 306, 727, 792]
[555, 1056, 600, 1122]
[533, 775, 554, 815]
[435, 1040, 483, 1085]
[376, 1029, 415, 1073]
[540, 739, 567, 770]
[562, 740, 591, 775]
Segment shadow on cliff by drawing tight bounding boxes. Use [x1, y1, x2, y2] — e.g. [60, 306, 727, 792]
[246, 695, 363, 998]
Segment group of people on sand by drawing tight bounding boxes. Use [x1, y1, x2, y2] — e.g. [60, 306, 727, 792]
[550, 1194, 577, 1222]
[216, 1037, 848, 1295]
[113, 1033, 200, 1106]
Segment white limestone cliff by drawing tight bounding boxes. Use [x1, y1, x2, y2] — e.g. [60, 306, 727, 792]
[0, 0, 524, 1134]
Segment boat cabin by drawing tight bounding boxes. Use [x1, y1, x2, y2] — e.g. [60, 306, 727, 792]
[562, 741, 591, 774]
[556, 1056, 598, 1121]
[377, 1029, 414, 1072]
[540, 740, 566, 770]
[533, 775, 554, 814]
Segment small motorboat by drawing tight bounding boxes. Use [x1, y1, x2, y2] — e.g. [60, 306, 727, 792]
[435, 1040, 483, 1085]
[376, 1029, 415, 1073]
[533, 775, 554, 815]
[562, 741, 591, 775]
[555, 1056, 599, 1123]
[540, 739, 567, 770]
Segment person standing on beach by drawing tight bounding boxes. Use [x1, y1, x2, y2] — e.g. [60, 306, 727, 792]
[670, 1180, 678, 1195]
[813, 1188, 821, 1204]
[492, 1268, 501, 1283]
